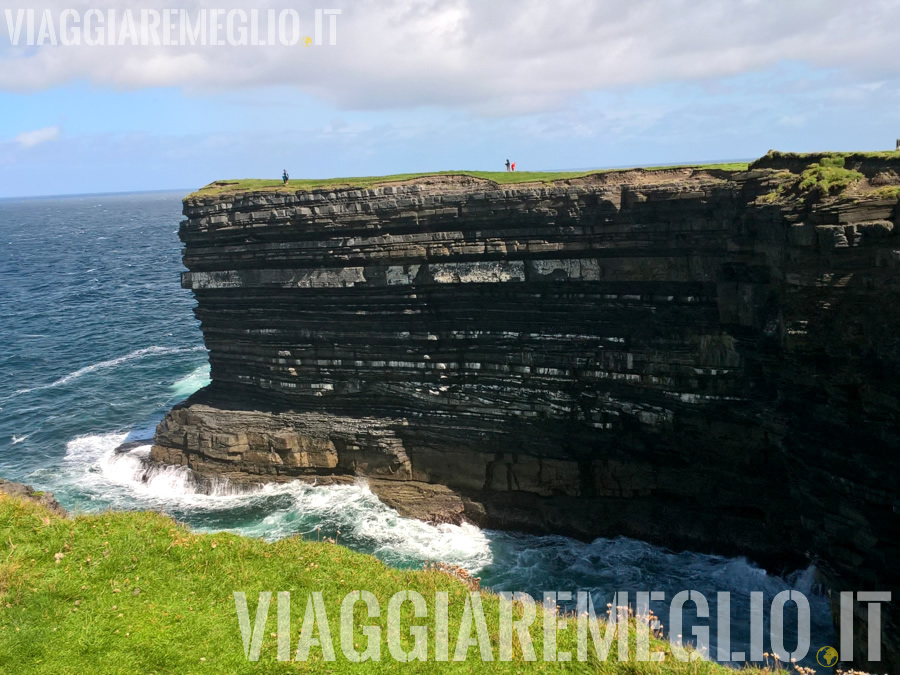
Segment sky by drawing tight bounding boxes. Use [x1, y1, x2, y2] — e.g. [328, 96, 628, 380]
[1, 0, 899, 198]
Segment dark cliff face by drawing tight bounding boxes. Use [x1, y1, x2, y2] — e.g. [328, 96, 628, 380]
[154, 163, 900, 669]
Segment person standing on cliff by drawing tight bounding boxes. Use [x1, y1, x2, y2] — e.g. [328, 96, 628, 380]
[282, 169, 289, 185]
[505, 159, 510, 172]
[511, 162, 516, 172]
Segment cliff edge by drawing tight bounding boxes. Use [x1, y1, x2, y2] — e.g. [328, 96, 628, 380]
[153, 154, 900, 669]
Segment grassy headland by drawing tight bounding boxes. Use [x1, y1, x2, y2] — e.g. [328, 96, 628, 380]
[0, 493, 772, 673]
[186, 162, 751, 200]
[185, 150, 900, 202]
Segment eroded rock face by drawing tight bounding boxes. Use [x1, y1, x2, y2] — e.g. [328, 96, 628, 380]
[154, 163, 900, 669]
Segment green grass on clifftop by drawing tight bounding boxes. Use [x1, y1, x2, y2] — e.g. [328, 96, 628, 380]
[187, 162, 751, 200]
[0, 494, 766, 674]
[754, 149, 900, 163]
[797, 156, 865, 197]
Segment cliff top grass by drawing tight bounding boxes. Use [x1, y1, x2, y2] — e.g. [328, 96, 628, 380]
[751, 149, 900, 165]
[0, 493, 767, 674]
[186, 162, 751, 200]
[187, 149, 900, 201]
[797, 157, 865, 197]
[754, 151, 900, 203]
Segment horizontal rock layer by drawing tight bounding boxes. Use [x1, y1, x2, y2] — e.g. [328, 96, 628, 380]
[154, 165, 900, 669]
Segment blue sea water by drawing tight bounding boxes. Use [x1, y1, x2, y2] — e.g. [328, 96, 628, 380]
[0, 192, 833, 668]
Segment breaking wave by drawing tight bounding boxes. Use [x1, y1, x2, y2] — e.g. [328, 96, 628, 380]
[13, 359, 834, 671]
[35, 420, 833, 670]
[55, 431, 494, 571]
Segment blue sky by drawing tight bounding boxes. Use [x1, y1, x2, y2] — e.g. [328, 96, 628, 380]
[1, 0, 899, 197]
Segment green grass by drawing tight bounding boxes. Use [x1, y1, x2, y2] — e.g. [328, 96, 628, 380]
[185, 149, 900, 201]
[186, 162, 751, 200]
[872, 185, 900, 200]
[0, 494, 768, 674]
[754, 149, 900, 164]
[797, 157, 864, 197]
[750, 151, 900, 202]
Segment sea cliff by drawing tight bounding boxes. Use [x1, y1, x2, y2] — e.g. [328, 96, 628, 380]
[153, 153, 900, 669]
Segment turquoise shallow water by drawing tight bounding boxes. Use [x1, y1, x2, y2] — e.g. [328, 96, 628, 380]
[0, 192, 833, 668]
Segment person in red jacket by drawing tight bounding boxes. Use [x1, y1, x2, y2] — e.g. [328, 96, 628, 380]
[511, 162, 516, 172]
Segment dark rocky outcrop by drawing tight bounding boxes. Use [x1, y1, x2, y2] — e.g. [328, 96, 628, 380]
[0, 478, 67, 517]
[154, 160, 900, 669]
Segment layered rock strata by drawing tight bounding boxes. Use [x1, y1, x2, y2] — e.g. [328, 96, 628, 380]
[154, 156, 900, 669]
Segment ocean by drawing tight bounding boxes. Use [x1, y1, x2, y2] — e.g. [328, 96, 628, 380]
[0, 191, 833, 668]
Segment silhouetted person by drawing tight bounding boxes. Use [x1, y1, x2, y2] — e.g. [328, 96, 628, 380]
[283, 169, 289, 185]
[505, 159, 510, 172]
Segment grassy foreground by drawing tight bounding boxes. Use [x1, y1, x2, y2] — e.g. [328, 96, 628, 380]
[0, 494, 766, 674]
[187, 163, 751, 200]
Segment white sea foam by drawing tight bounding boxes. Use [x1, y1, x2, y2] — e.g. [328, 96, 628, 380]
[11, 434, 30, 445]
[38, 341, 833, 673]
[13, 345, 207, 395]
[169, 364, 211, 399]
[55, 432, 826, 604]
[56, 430, 496, 571]
[63, 433, 257, 506]
[45, 427, 836, 668]
[49, 346, 207, 387]
[228, 480, 494, 570]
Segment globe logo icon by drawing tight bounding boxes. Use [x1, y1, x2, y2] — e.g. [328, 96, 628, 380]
[301, 36, 313, 47]
[817, 646, 839, 667]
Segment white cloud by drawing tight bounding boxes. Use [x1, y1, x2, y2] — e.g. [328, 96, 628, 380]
[14, 126, 61, 148]
[0, 0, 899, 114]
